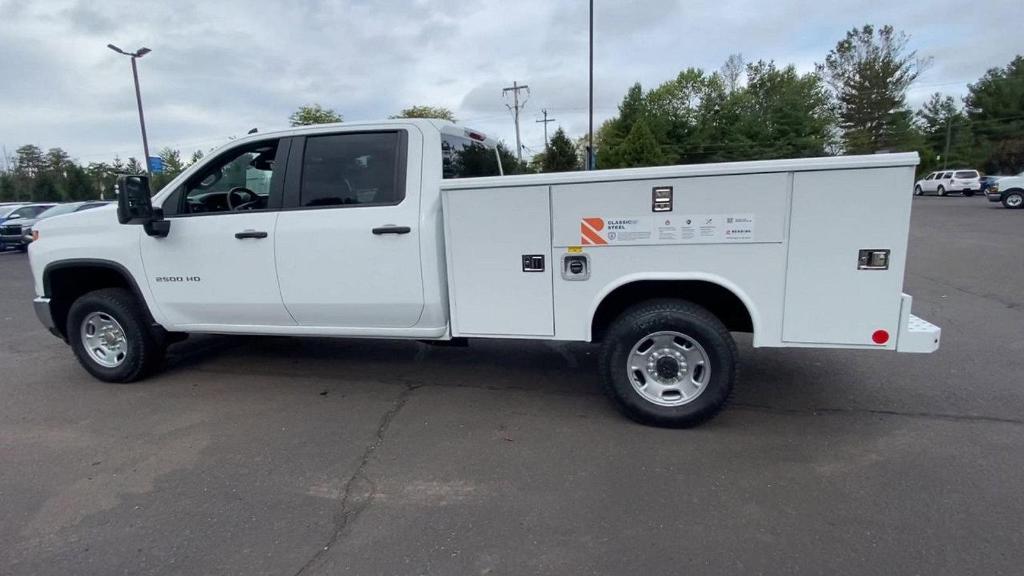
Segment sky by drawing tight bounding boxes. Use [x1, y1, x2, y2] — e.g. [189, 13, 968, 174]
[1, 0, 1022, 165]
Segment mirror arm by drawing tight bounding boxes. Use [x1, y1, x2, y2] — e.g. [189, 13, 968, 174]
[143, 208, 170, 238]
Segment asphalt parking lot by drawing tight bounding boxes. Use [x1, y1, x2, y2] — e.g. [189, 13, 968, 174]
[1, 196, 1022, 575]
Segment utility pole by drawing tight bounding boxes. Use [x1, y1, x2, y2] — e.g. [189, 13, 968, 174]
[942, 118, 952, 170]
[503, 81, 530, 163]
[1, 145, 9, 173]
[536, 109, 556, 152]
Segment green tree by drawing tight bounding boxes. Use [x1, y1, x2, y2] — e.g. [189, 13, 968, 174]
[729, 61, 836, 160]
[915, 93, 972, 173]
[496, 142, 532, 175]
[603, 119, 670, 168]
[189, 149, 205, 166]
[289, 103, 343, 126]
[390, 105, 455, 121]
[125, 157, 145, 175]
[87, 162, 116, 199]
[965, 56, 1024, 173]
[0, 173, 15, 202]
[539, 128, 580, 172]
[63, 164, 95, 200]
[818, 25, 927, 153]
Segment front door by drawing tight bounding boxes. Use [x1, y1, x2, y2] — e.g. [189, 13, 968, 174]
[142, 138, 295, 328]
[274, 128, 424, 328]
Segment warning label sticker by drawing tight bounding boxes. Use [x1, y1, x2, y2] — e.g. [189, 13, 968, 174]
[582, 214, 755, 245]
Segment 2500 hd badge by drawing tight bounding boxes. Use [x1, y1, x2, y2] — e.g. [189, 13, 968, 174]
[154, 276, 201, 283]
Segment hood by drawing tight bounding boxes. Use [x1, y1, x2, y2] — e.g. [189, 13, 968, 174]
[34, 203, 118, 235]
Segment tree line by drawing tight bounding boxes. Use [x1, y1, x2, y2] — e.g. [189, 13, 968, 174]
[3, 23, 1021, 204]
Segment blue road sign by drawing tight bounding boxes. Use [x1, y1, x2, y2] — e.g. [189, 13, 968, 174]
[147, 156, 163, 173]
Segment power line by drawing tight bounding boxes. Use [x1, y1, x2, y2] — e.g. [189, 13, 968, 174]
[502, 81, 530, 163]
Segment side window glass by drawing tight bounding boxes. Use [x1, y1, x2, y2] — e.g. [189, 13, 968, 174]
[300, 132, 401, 207]
[182, 140, 279, 214]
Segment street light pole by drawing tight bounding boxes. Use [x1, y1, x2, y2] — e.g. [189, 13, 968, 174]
[108, 44, 152, 176]
[587, 0, 594, 170]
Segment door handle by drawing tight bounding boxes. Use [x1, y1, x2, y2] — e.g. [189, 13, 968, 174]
[372, 225, 411, 235]
[235, 230, 268, 239]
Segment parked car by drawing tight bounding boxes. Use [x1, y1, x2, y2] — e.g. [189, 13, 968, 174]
[21, 201, 110, 247]
[914, 169, 981, 196]
[986, 172, 1024, 209]
[0, 204, 27, 220]
[0, 203, 55, 251]
[979, 175, 1007, 195]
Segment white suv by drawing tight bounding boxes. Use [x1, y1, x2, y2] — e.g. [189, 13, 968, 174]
[914, 169, 981, 197]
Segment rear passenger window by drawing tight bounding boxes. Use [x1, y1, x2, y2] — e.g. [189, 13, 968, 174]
[300, 132, 402, 207]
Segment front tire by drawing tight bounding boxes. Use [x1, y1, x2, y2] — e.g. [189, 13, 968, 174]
[1003, 191, 1024, 209]
[914, 185, 922, 196]
[67, 288, 164, 382]
[600, 300, 737, 428]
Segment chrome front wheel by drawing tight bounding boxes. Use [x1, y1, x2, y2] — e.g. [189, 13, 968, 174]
[81, 312, 128, 368]
[627, 330, 712, 407]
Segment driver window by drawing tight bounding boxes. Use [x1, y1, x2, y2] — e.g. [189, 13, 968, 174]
[182, 140, 279, 214]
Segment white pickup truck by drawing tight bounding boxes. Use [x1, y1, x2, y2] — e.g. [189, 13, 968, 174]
[29, 119, 940, 427]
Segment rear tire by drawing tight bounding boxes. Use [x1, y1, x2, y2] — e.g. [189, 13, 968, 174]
[963, 190, 975, 197]
[937, 185, 946, 197]
[1003, 191, 1024, 209]
[67, 288, 164, 383]
[600, 299, 737, 428]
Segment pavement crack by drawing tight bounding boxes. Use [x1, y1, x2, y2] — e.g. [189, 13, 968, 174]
[293, 382, 420, 576]
[733, 402, 1024, 425]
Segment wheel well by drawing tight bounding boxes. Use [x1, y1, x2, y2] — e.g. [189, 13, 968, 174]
[45, 264, 139, 339]
[591, 280, 754, 342]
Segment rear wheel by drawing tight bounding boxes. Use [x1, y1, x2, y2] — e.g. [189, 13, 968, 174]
[937, 185, 947, 197]
[67, 288, 164, 382]
[600, 300, 737, 427]
[963, 190, 975, 197]
[1003, 191, 1024, 209]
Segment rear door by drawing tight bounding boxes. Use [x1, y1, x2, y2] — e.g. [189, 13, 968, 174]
[783, 167, 912, 346]
[274, 128, 425, 328]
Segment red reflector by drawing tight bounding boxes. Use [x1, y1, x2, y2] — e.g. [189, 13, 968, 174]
[467, 130, 486, 142]
[872, 330, 890, 345]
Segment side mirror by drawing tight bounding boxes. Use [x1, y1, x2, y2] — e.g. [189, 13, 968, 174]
[116, 174, 170, 237]
[117, 174, 154, 224]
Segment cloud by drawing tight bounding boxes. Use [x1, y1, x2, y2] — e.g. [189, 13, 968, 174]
[0, 0, 1021, 162]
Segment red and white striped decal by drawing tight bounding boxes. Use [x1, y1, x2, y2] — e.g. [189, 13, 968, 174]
[580, 217, 607, 245]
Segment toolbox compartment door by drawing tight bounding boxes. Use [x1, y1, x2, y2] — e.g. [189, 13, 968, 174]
[442, 185, 554, 337]
[782, 167, 913, 345]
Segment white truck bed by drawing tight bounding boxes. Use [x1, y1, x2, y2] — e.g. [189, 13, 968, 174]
[440, 153, 940, 352]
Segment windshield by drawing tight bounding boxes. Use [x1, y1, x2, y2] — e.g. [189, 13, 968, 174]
[36, 204, 80, 220]
[441, 133, 503, 179]
[0, 205, 23, 218]
[5, 205, 52, 220]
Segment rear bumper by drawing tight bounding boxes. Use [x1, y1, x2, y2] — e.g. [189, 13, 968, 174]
[33, 297, 62, 339]
[896, 294, 940, 353]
